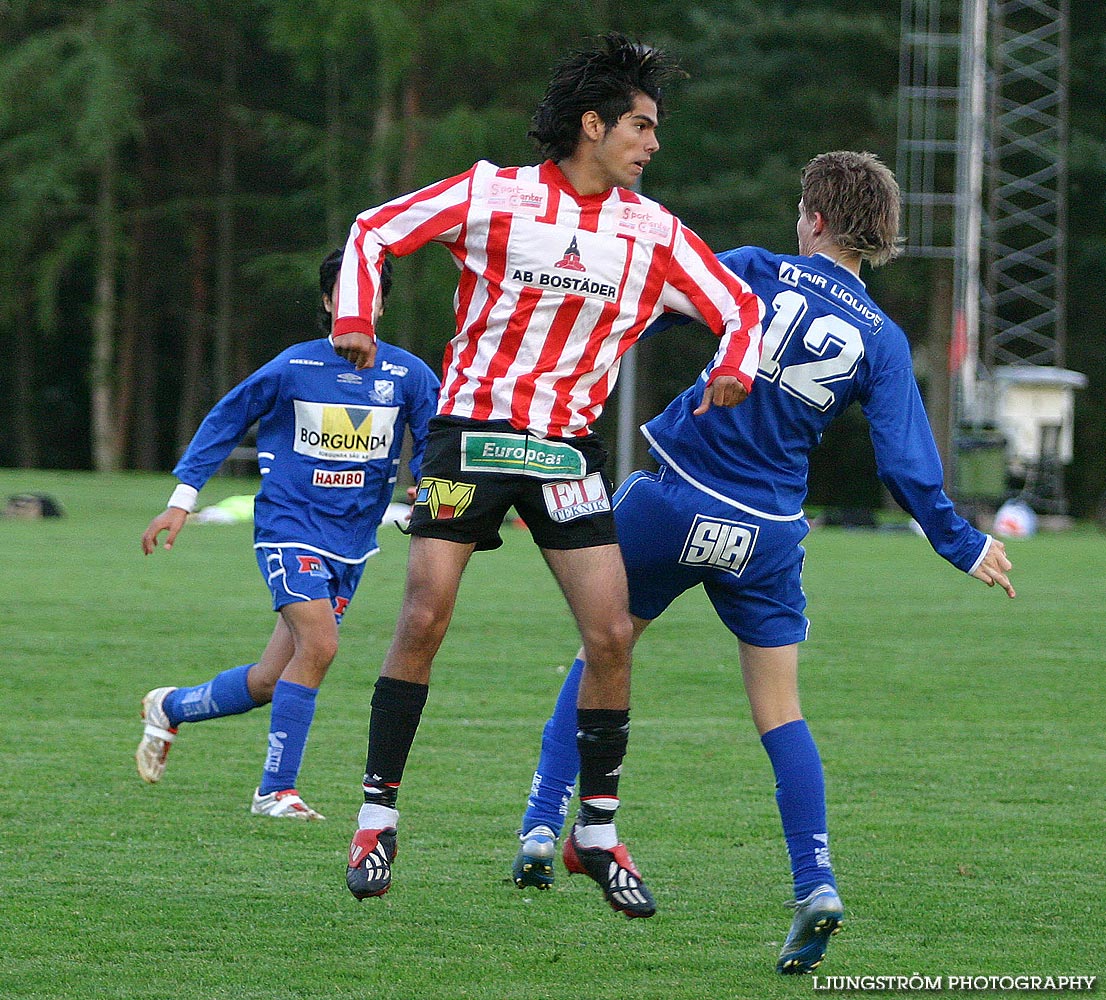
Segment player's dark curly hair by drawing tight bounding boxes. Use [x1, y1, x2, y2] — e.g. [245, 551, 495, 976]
[529, 32, 685, 162]
[318, 247, 393, 332]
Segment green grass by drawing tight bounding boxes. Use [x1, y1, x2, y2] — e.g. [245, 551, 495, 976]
[1, 470, 1102, 999]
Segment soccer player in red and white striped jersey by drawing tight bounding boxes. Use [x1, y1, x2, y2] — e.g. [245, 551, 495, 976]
[333, 162, 762, 438]
[342, 33, 765, 916]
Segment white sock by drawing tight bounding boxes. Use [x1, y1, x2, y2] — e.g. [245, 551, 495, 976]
[573, 821, 618, 850]
[521, 824, 557, 844]
[358, 803, 399, 830]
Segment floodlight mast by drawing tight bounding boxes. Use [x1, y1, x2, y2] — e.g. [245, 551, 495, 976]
[898, 0, 1073, 505]
[952, 0, 988, 429]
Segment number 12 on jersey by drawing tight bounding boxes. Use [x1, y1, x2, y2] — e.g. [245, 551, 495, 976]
[757, 289, 864, 412]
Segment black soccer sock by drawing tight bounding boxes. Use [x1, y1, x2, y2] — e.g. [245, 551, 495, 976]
[362, 676, 429, 807]
[576, 707, 630, 825]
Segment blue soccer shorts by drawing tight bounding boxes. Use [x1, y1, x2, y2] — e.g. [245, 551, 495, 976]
[255, 545, 369, 623]
[613, 466, 810, 647]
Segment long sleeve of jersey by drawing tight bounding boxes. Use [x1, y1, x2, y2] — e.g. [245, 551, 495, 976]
[659, 225, 764, 388]
[861, 364, 989, 573]
[333, 167, 475, 343]
[172, 368, 274, 491]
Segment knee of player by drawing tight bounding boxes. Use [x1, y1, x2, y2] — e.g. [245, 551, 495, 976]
[396, 598, 454, 646]
[249, 671, 279, 703]
[311, 634, 340, 667]
[580, 614, 634, 665]
[288, 634, 340, 679]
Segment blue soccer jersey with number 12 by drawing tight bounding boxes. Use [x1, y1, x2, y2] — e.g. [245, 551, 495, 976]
[642, 247, 988, 575]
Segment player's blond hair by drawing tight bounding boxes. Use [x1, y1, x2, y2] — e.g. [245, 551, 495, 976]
[801, 151, 904, 268]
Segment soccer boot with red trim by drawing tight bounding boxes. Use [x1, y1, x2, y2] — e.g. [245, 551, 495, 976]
[250, 788, 325, 820]
[346, 828, 398, 899]
[776, 883, 844, 974]
[562, 829, 655, 918]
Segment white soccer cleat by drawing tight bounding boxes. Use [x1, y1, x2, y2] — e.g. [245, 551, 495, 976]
[136, 686, 178, 783]
[250, 788, 326, 820]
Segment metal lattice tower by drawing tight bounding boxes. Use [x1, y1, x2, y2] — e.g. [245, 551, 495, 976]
[896, 0, 1069, 378]
[985, 0, 1069, 368]
[897, 0, 963, 261]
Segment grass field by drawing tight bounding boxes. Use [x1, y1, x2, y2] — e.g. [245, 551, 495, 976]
[2, 469, 1102, 999]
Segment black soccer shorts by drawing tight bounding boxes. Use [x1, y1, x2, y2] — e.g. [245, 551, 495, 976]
[408, 416, 618, 551]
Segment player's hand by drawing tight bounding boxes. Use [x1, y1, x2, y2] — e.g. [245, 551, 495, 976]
[401, 486, 418, 522]
[142, 507, 189, 555]
[332, 331, 378, 370]
[970, 536, 1016, 598]
[693, 375, 748, 415]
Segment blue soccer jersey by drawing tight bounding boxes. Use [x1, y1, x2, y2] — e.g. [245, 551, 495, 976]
[173, 337, 439, 563]
[643, 247, 988, 575]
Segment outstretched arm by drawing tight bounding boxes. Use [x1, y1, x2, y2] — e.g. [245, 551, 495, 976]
[663, 224, 764, 400]
[863, 361, 1009, 583]
[142, 366, 269, 555]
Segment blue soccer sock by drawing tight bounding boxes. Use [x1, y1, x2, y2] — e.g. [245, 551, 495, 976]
[258, 680, 318, 795]
[761, 718, 837, 899]
[519, 657, 584, 839]
[162, 664, 259, 726]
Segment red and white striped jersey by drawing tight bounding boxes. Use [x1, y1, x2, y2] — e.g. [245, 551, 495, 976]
[334, 159, 763, 439]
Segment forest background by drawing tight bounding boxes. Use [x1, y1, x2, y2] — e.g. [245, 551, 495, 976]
[3, 0, 1104, 515]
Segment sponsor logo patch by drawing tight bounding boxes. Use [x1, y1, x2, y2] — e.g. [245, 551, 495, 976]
[615, 203, 673, 242]
[779, 261, 803, 287]
[508, 268, 617, 299]
[312, 469, 365, 488]
[482, 176, 549, 215]
[296, 555, 326, 577]
[414, 477, 476, 520]
[293, 400, 398, 461]
[460, 432, 585, 479]
[780, 259, 832, 293]
[679, 515, 759, 576]
[554, 235, 586, 272]
[505, 221, 623, 302]
[541, 473, 610, 522]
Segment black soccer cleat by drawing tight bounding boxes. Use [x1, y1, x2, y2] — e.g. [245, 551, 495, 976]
[346, 827, 398, 899]
[562, 830, 656, 918]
